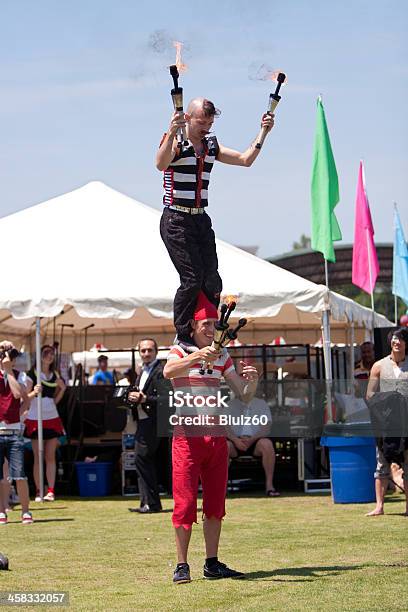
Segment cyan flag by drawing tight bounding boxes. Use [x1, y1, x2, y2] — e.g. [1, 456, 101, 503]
[393, 204, 408, 306]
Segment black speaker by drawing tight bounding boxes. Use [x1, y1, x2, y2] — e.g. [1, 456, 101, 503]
[374, 327, 397, 360]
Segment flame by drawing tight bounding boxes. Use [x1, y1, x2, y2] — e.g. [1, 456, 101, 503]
[266, 69, 287, 83]
[250, 63, 287, 84]
[223, 295, 238, 306]
[173, 41, 188, 73]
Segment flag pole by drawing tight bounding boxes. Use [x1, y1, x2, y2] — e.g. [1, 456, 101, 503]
[349, 321, 355, 395]
[365, 228, 375, 313]
[311, 95, 340, 425]
[35, 318, 44, 501]
[394, 295, 398, 325]
[322, 258, 333, 422]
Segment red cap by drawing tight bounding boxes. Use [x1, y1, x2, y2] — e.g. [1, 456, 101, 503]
[193, 291, 218, 321]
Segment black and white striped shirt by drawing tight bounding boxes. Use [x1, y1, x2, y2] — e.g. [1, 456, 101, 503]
[162, 135, 219, 209]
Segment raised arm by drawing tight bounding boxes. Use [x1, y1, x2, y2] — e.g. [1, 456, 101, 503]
[156, 112, 187, 171]
[217, 113, 274, 167]
[224, 361, 259, 403]
[1, 354, 22, 400]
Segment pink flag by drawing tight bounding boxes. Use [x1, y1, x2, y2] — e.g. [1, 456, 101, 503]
[352, 161, 379, 294]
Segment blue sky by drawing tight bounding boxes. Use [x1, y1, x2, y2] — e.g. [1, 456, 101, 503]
[1, 0, 407, 257]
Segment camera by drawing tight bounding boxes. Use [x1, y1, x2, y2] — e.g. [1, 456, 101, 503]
[112, 385, 140, 409]
[0, 347, 20, 362]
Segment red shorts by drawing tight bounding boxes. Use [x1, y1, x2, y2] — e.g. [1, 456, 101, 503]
[172, 435, 228, 530]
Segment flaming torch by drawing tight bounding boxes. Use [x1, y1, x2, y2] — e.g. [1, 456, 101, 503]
[169, 41, 188, 148]
[255, 71, 286, 150]
[199, 296, 247, 375]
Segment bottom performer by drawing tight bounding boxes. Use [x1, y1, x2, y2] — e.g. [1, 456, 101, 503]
[163, 293, 258, 584]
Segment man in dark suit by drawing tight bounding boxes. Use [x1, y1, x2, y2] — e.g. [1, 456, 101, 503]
[128, 338, 163, 513]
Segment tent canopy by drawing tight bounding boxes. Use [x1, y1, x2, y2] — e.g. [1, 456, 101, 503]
[0, 181, 392, 349]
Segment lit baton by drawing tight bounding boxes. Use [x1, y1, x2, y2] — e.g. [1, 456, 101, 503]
[200, 303, 230, 375]
[255, 71, 286, 150]
[225, 318, 248, 343]
[199, 299, 246, 375]
[169, 63, 188, 148]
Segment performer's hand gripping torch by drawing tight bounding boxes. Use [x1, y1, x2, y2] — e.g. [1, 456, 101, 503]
[169, 65, 188, 148]
[255, 72, 286, 150]
[199, 300, 247, 375]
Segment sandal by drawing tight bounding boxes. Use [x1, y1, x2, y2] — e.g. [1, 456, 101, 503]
[266, 489, 280, 497]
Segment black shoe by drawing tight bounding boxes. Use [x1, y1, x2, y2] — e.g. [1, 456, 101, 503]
[203, 561, 245, 580]
[128, 505, 161, 514]
[173, 563, 191, 584]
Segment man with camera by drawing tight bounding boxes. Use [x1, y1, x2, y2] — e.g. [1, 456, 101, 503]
[0, 341, 33, 524]
[127, 338, 164, 514]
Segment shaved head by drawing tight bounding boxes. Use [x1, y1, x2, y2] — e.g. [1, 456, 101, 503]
[187, 98, 221, 118]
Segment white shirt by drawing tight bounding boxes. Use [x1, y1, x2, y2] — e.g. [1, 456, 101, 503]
[117, 378, 131, 387]
[228, 397, 272, 437]
[137, 361, 156, 420]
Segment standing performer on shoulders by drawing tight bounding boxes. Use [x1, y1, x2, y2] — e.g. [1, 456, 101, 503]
[157, 98, 274, 344]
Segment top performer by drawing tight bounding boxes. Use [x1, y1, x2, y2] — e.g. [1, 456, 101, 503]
[157, 98, 274, 344]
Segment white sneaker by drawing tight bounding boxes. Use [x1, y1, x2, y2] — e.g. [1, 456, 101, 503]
[0, 512, 8, 525]
[34, 495, 42, 502]
[43, 492, 55, 501]
[21, 511, 33, 525]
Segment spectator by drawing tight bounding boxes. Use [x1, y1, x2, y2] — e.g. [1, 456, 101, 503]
[118, 368, 133, 387]
[25, 345, 66, 502]
[127, 339, 163, 513]
[227, 395, 279, 496]
[354, 341, 375, 380]
[92, 355, 114, 385]
[0, 340, 33, 524]
[366, 328, 408, 516]
[353, 341, 375, 398]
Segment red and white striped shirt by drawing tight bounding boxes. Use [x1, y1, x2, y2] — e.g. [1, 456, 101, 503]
[167, 344, 235, 399]
[167, 344, 235, 439]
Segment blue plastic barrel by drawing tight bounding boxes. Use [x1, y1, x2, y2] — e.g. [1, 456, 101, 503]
[75, 462, 113, 497]
[320, 437, 376, 503]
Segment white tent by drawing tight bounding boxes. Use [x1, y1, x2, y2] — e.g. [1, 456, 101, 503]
[0, 181, 392, 350]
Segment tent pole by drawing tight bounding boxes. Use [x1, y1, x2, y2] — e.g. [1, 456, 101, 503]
[35, 318, 44, 501]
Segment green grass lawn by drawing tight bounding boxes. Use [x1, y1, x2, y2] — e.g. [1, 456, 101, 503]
[1, 492, 408, 611]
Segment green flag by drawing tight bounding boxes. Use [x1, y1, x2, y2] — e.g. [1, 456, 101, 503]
[311, 97, 342, 262]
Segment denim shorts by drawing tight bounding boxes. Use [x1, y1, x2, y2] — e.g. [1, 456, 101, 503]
[374, 446, 408, 482]
[0, 433, 27, 481]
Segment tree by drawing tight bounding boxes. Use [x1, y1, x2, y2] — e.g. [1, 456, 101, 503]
[292, 234, 311, 250]
[331, 282, 406, 323]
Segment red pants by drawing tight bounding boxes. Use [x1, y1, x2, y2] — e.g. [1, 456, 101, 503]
[172, 436, 228, 529]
